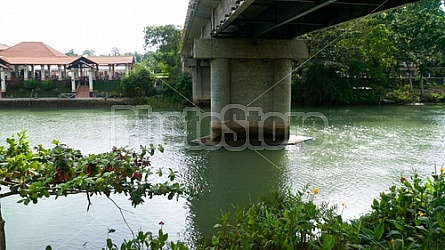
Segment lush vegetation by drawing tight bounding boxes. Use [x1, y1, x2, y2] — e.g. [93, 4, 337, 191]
[0, 132, 187, 249]
[120, 64, 157, 98]
[109, 25, 192, 106]
[94, 80, 124, 98]
[7, 79, 71, 98]
[99, 171, 445, 250]
[204, 172, 445, 249]
[293, 0, 445, 105]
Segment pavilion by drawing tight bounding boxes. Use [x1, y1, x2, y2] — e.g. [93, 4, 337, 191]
[0, 42, 134, 97]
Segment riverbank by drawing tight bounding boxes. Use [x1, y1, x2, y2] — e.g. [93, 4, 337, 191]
[0, 98, 130, 108]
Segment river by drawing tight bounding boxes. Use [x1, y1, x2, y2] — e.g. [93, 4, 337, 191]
[0, 105, 444, 249]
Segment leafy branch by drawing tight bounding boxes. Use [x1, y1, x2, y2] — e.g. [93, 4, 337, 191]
[0, 131, 186, 207]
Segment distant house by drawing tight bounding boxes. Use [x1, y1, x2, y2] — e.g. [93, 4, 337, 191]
[0, 42, 134, 98]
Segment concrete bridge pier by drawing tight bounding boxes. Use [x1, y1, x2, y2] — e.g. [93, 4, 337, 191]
[193, 38, 309, 146]
[185, 59, 211, 105]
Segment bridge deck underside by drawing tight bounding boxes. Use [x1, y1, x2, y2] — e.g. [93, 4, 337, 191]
[223, 0, 417, 39]
[183, 0, 419, 56]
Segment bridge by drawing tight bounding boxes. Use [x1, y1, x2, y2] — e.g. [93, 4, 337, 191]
[182, 0, 419, 146]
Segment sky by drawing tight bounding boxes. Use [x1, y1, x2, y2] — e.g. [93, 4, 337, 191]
[0, 0, 189, 55]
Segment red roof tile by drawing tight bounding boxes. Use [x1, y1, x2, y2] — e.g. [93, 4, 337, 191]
[0, 42, 67, 58]
[2, 57, 76, 65]
[87, 56, 134, 65]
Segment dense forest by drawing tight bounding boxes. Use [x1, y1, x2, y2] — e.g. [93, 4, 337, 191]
[292, 0, 445, 105]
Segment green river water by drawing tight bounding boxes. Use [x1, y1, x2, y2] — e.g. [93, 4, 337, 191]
[0, 105, 444, 249]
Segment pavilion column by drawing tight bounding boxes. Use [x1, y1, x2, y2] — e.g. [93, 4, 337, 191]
[14, 65, 19, 78]
[23, 65, 29, 80]
[108, 65, 112, 80]
[6, 67, 11, 78]
[71, 69, 76, 92]
[47, 65, 51, 79]
[111, 65, 115, 79]
[41, 65, 45, 80]
[31, 65, 35, 79]
[58, 65, 63, 80]
[88, 68, 94, 97]
[1, 69, 6, 98]
[64, 66, 68, 80]
[125, 64, 129, 75]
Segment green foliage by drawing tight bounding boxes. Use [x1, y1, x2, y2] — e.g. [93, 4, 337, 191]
[41, 79, 54, 90]
[93, 171, 445, 249]
[293, 0, 445, 105]
[103, 229, 188, 250]
[424, 92, 445, 103]
[121, 64, 156, 98]
[205, 189, 340, 250]
[385, 85, 421, 104]
[143, 25, 182, 76]
[360, 172, 445, 249]
[293, 62, 381, 105]
[94, 80, 123, 97]
[0, 131, 186, 207]
[202, 172, 445, 249]
[65, 49, 78, 56]
[23, 79, 38, 89]
[162, 72, 193, 104]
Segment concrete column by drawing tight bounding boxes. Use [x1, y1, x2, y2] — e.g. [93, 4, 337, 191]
[47, 65, 51, 79]
[0, 69, 6, 98]
[31, 65, 35, 79]
[193, 38, 308, 146]
[23, 65, 29, 80]
[210, 58, 231, 141]
[188, 59, 211, 105]
[108, 65, 112, 80]
[125, 64, 129, 75]
[41, 65, 45, 80]
[71, 69, 76, 92]
[89, 68, 94, 97]
[6, 67, 11, 78]
[58, 65, 63, 80]
[14, 65, 19, 78]
[111, 65, 115, 79]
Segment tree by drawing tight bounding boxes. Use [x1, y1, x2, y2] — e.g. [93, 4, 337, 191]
[143, 25, 182, 76]
[123, 51, 144, 63]
[0, 132, 186, 249]
[120, 64, 157, 98]
[65, 49, 78, 57]
[162, 71, 193, 103]
[111, 47, 121, 56]
[386, 0, 445, 96]
[82, 50, 96, 57]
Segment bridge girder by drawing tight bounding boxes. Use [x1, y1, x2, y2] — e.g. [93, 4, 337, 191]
[182, 0, 420, 57]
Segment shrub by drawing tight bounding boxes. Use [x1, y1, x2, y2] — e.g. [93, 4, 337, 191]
[162, 71, 192, 104]
[41, 79, 54, 90]
[23, 79, 38, 89]
[120, 64, 156, 98]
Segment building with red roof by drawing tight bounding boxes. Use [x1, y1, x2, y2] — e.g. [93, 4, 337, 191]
[0, 42, 134, 97]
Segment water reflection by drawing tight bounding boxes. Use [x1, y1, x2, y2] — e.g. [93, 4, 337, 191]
[184, 149, 288, 238]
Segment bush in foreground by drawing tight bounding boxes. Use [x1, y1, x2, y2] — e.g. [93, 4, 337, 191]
[102, 170, 445, 249]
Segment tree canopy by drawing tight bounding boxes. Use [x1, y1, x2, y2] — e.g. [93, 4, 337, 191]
[143, 25, 182, 76]
[293, 0, 445, 104]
